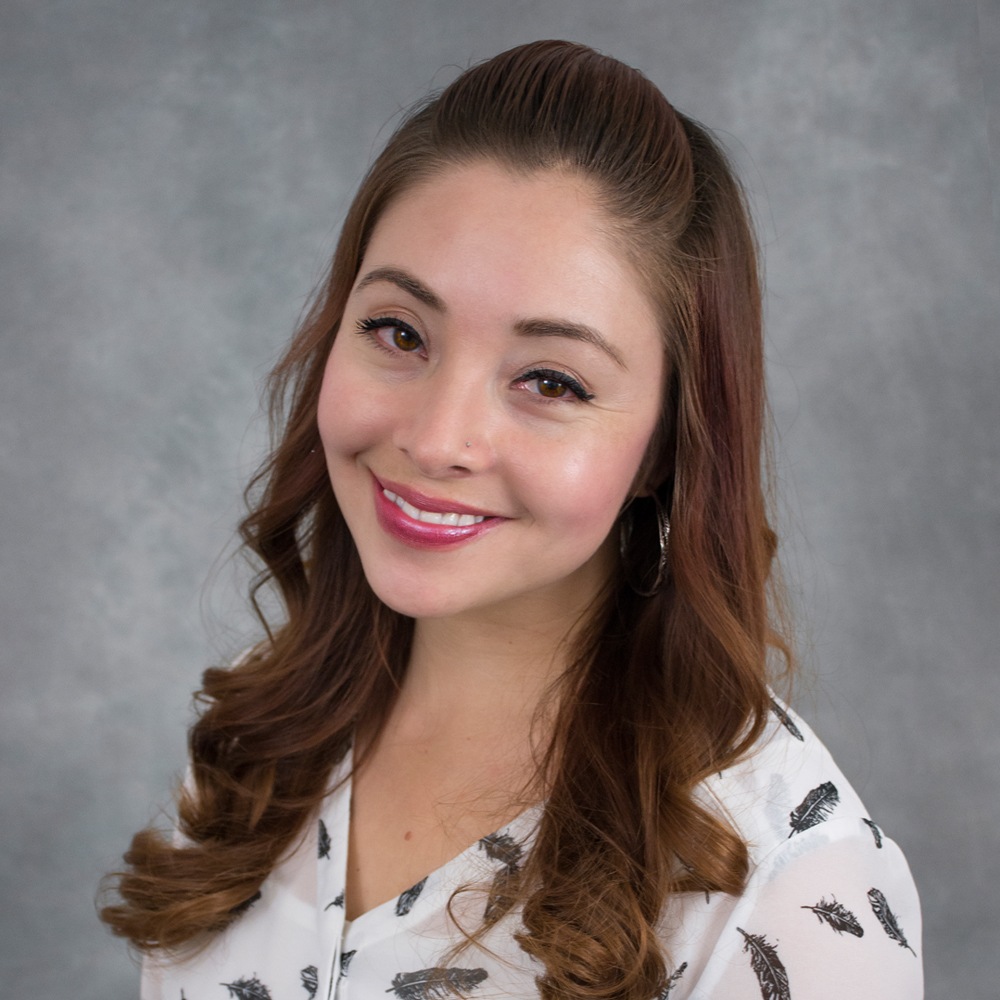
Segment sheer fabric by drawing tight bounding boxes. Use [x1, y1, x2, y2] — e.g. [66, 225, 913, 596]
[142, 703, 922, 999]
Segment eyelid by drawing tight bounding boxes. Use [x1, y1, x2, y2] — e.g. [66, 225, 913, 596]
[515, 367, 595, 402]
[355, 315, 425, 353]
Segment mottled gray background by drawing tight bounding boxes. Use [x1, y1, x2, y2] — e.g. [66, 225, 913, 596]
[1, 1, 997, 997]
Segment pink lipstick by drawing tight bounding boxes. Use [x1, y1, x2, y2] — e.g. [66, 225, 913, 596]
[371, 474, 504, 550]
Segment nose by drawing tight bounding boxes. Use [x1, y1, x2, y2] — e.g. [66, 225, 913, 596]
[392, 365, 495, 478]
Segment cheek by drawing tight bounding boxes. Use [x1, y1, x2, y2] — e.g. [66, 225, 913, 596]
[317, 342, 390, 457]
[515, 422, 653, 542]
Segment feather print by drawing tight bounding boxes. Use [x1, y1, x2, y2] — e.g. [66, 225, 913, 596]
[736, 928, 790, 1000]
[483, 865, 520, 924]
[658, 960, 688, 999]
[341, 950, 356, 977]
[867, 888, 916, 954]
[221, 976, 273, 1000]
[788, 781, 839, 837]
[300, 965, 318, 998]
[395, 876, 427, 916]
[770, 699, 804, 741]
[863, 818, 883, 848]
[230, 890, 262, 916]
[801, 896, 864, 937]
[318, 819, 331, 859]
[387, 967, 489, 1000]
[478, 832, 523, 871]
[325, 890, 345, 910]
[678, 857, 712, 903]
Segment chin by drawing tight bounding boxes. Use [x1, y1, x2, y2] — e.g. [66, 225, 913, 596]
[362, 570, 481, 620]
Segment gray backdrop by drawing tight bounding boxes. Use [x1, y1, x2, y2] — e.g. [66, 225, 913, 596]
[2, 1, 997, 997]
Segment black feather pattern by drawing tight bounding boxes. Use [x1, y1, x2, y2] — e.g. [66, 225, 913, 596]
[658, 960, 688, 999]
[325, 890, 345, 910]
[788, 781, 839, 837]
[341, 950, 356, 977]
[479, 833, 524, 924]
[867, 888, 916, 954]
[395, 877, 427, 916]
[386, 967, 488, 999]
[678, 857, 712, 904]
[300, 965, 318, 997]
[318, 819, 331, 859]
[483, 865, 520, 924]
[230, 890, 262, 916]
[221, 976, 273, 1000]
[736, 928, 790, 1000]
[863, 818, 883, 848]
[478, 832, 523, 870]
[801, 895, 864, 937]
[770, 699, 804, 741]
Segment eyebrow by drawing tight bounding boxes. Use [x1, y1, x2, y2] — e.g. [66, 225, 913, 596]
[514, 318, 626, 369]
[355, 267, 445, 312]
[355, 265, 625, 369]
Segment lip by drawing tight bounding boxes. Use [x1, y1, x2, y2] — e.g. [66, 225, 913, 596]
[375, 476, 498, 517]
[371, 474, 505, 550]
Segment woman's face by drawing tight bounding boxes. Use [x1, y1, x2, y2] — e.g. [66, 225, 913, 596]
[317, 162, 666, 622]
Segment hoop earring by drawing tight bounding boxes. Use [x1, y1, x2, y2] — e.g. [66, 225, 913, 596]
[619, 493, 671, 597]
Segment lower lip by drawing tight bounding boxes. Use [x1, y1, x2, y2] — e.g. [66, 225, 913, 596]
[372, 477, 503, 550]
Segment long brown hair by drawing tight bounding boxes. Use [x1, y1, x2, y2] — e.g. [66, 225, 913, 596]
[101, 40, 790, 998]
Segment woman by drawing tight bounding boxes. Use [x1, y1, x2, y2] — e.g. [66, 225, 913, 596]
[102, 41, 922, 1000]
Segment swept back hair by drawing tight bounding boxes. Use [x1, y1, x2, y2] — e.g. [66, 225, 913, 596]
[101, 40, 791, 999]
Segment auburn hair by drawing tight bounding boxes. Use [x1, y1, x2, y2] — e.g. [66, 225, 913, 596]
[100, 40, 791, 999]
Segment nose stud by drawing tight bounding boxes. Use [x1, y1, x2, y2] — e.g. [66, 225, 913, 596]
[465, 442, 471, 447]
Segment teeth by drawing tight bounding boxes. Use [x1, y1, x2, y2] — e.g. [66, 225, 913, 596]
[383, 489, 485, 526]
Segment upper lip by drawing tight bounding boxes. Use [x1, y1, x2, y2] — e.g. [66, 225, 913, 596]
[374, 474, 501, 518]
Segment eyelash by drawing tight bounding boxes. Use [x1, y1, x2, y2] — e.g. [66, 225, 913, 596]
[354, 315, 594, 402]
[515, 368, 594, 401]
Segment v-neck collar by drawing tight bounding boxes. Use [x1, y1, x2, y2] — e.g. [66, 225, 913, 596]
[314, 746, 543, 997]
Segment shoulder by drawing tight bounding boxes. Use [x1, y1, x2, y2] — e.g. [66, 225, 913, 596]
[668, 698, 923, 999]
[699, 696, 878, 862]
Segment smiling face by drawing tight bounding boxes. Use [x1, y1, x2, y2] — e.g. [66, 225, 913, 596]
[317, 161, 666, 623]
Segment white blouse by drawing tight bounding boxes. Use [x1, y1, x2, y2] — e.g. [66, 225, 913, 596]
[142, 701, 923, 1000]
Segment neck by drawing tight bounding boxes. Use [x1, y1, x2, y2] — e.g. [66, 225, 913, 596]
[384, 543, 614, 749]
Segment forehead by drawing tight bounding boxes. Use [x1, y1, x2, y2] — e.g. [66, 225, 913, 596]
[360, 162, 660, 338]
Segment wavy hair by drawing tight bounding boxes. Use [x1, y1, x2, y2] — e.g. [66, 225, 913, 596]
[101, 40, 791, 999]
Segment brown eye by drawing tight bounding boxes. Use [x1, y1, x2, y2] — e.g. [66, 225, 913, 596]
[515, 368, 593, 402]
[538, 377, 568, 398]
[392, 327, 421, 351]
